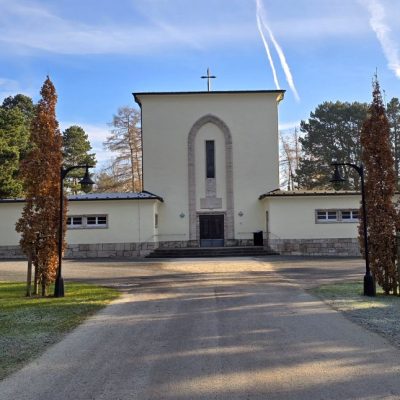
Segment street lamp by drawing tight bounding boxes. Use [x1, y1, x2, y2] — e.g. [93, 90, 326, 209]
[330, 162, 375, 296]
[54, 165, 95, 298]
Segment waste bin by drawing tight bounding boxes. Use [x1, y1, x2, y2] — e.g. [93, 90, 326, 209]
[253, 231, 263, 246]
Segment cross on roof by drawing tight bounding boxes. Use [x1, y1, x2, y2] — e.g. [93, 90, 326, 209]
[201, 67, 216, 92]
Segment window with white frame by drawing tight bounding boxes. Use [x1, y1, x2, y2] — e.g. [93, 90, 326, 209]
[87, 215, 107, 226]
[316, 210, 338, 222]
[67, 215, 108, 229]
[316, 209, 359, 223]
[67, 216, 83, 227]
[340, 209, 359, 222]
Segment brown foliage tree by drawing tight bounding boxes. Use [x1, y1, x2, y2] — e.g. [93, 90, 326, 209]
[359, 78, 398, 294]
[103, 107, 142, 192]
[16, 77, 65, 296]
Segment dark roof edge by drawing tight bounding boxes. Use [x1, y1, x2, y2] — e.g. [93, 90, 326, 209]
[133, 89, 286, 107]
[259, 191, 362, 199]
[0, 192, 164, 204]
[141, 190, 164, 202]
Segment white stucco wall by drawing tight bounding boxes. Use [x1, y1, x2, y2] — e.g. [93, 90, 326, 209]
[137, 92, 281, 241]
[66, 200, 157, 244]
[0, 202, 24, 246]
[265, 195, 361, 240]
[0, 199, 158, 247]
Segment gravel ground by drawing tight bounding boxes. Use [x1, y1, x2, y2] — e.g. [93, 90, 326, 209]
[311, 282, 400, 348]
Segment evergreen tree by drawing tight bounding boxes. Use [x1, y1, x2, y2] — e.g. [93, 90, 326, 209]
[62, 125, 96, 194]
[296, 101, 368, 189]
[103, 107, 142, 192]
[386, 98, 400, 183]
[0, 95, 35, 198]
[2, 94, 36, 122]
[359, 78, 398, 295]
[16, 77, 65, 296]
[0, 107, 29, 197]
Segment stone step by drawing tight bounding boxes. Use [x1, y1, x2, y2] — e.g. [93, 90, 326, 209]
[146, 246, 279, 258]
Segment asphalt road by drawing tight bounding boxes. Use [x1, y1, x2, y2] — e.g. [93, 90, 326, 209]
[1, 257, 400, 399]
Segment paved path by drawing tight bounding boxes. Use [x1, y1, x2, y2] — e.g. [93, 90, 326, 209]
[1, 257, 400, 399]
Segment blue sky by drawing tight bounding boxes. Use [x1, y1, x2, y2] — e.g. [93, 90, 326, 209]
[0, 0, 399, 167]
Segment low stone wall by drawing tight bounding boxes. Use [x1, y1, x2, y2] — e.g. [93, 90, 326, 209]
[0, 242, 158, 259]
[0, 245, 25, 259]
[0, 238, 361, 258]
[268, 238, 360, 257]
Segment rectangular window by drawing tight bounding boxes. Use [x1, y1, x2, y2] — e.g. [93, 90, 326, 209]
[206, 140, 215, 178]
[67, 215, 107, 229]
[67, 216, 83, 227]
[87, 216, 107, 226]
[155, 213, 158, 229]
[341, 210, 359, 222]
[316, 209, 359, 223]
[316, 210, 338, 222]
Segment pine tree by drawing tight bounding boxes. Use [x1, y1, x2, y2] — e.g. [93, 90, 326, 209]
[16, 77, 65, 296]
[359, 78, 398, 294]
[0, 95, 35, 198]
[62, 125, 96, 194]
[296, 101, 368, 189]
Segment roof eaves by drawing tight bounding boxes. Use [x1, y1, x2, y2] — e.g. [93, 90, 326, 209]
[259, 190, 361, 199]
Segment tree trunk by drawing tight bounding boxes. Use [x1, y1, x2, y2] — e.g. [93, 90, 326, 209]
[26, 252, 32, 297]
[41, 280, 47, 297]
[34, 263, 39, 295]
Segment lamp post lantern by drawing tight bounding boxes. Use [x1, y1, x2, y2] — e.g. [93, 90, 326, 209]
[54, 165, 94, 298]
[330, 162, 375, 296]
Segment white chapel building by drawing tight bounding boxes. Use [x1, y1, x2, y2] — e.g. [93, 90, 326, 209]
[0, 89, 361, 258]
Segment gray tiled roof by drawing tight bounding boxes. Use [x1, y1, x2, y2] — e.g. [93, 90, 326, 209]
[0, 191, 164, 203]
[259, 189, 360, 199]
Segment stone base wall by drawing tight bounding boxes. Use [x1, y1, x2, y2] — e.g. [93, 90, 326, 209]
[64, 242, 157, 258]
[268, 238, 360, 257]
[0, 238, 361, 258]
[0, 245, 25, 259]
[0, 242, 158, 259]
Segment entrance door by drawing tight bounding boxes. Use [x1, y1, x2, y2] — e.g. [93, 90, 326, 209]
[199, 214, 224, 247]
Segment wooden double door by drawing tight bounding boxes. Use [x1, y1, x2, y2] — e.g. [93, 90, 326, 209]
[199, 214, 224, 247]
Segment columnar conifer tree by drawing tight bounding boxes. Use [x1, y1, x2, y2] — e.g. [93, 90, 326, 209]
[16, 77, 65, 296]
[359, 78, 398, 294]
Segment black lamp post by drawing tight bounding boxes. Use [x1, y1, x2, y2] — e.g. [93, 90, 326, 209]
[330, 162, 375, 297]
[54, 165, 95, 298]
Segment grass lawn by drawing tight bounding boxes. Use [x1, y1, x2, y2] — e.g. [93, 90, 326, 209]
[311, 281, 400, 348]
[0, 281, 120, 380]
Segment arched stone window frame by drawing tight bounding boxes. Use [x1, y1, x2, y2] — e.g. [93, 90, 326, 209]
[187, 114, 234, 242]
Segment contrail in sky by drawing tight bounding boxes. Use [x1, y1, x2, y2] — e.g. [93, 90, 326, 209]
[360, 0, 400, 78]
[255, 1, 280, 89]
[256, 0, 300, 101]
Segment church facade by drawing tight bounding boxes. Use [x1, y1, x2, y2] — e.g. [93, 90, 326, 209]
[0, 89, 362, 258]
[135, 90, 283, 248]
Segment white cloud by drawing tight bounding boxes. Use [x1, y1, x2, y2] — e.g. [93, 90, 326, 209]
[359, 0, 400, 78]
[256, 0, 300, 101]
[279, 120, 301, 131]
[0, 78, 21, 100]
[0, 1, 254, 55]
[256, 0, 280, 90]
[0, 0, 374, 56]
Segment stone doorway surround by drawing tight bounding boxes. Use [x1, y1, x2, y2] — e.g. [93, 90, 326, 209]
[188, 114, 234, 242]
